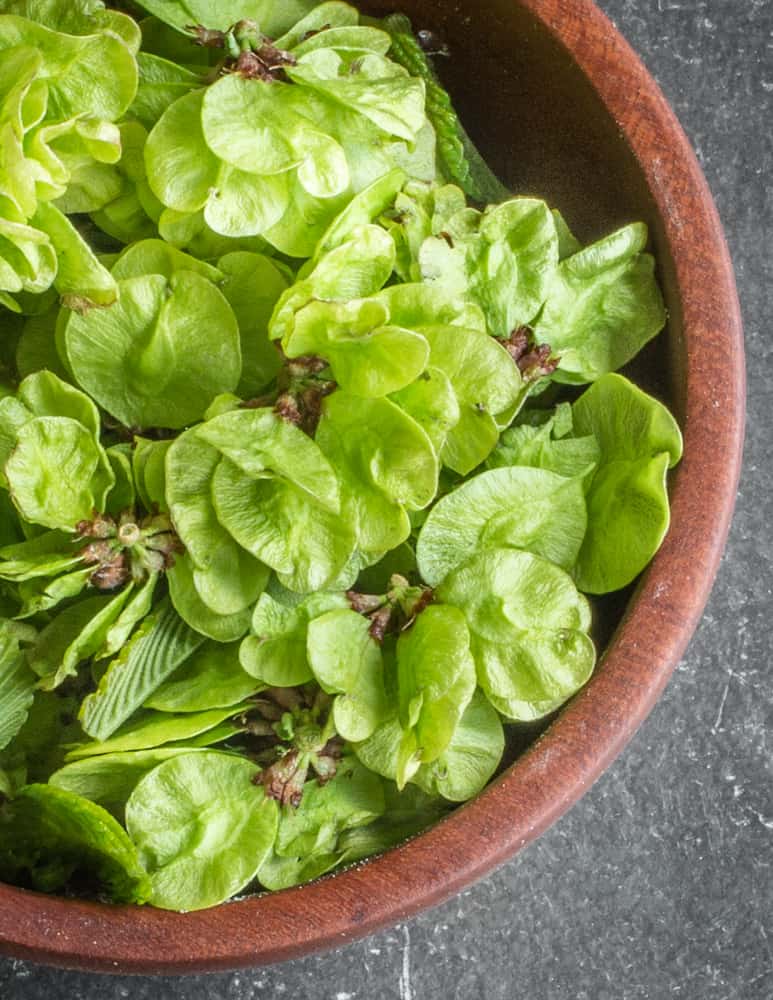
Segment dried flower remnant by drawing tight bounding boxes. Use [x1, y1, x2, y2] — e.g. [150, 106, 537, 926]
[188, 24, 227, 48]
[76, 511, 183, 591]
[187, 20, 297, 80]
[498, 326, 560, 381]
[233, 44, 296, 82]
[269, 355, 337, 434]
[348, 574, 435, 643]
[246, 688, 342, 807]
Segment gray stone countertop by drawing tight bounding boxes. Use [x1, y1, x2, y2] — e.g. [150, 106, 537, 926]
[1, 0, 771, 997]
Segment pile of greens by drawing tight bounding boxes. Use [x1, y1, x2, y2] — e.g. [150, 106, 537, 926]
[0, 0, 682, 912]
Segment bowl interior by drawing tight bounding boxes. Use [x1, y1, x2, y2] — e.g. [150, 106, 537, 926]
[367, 0, 682, 406]
[0, 0, 743, 975]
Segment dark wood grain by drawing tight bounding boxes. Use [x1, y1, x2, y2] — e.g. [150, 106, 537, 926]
[0, 0, 745, 973]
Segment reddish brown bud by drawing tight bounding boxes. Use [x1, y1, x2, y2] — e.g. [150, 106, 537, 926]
[275, 392, 304, 426]
[497, 327, 559, 380]
[255, 750, 309, 808]
[90, 554, 131, 592]
[368, 605, 395, 644]
[234, 50, 275, 80]
[188, 24, 227, 48]
[80, 540, 114, 566]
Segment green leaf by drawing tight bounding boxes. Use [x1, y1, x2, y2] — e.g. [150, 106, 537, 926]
[130, 52, 202, 131]
[197, 409, 353, 592]
[32, 590, 135, 691]
[133, 436, 171, 513]
[1, 373, 112, 518]
[292, 25, 391, 58]
[394, 606, 476, 787]
[419, 324, 525, 475]
[203, 165, 291, 241]
[487, 402, 601, 481]
[90, 122, 160, 245]
[419, 197, 559, 336]
[285, 297, 430, 398]
[125, 751, 278, 911]
[198, 408, 340, 504]
[2, 1, 141, 53]
[553, 209, 582, 259]
[31, 202, 118, 310]
[0, 216, 57, 302]
[287, 55, 426, 143]
[211, 456, 355, 594]
[64, 271, 241, 430]
[0, 530, 80, 582]
[316, 392, 438, 555]
[99, 571, 160, 657]
[65, 704, 252, 760]
[79, 600, 206, 742]
[275, 3, 359, 49]
[104, 444, 136, 515]
[166, 426, 270, 621]
[0, 619, 35, 750]
[337, 779, 449, 862]
[390, 366, 460, 456]
[144, 89, 220, 214]
[0, 687, 81, 785]
[50, 747, 208, 820]
[157, 206, 268, 258]
[53, 150, 124, 216]
[0, 16, 138, 121]
[571, 373, 683, 593]
[0, 784, 150, 902]
[307, 608, 387, 741]
[5, 416, 115, 531]
[534, 223, 667, 384]
[314, 166, 405, 258]
[165, 429, 236, 572]
[145, 88, 293, 242]
[417, 467, 587, 585]
[19, 369, 106, 438]
[111, 238, 222, 283]
[138, 15, 213, 65]
[201, 74, 312, 177]
[16, 565, 92, 618]
[240, 591, 348, 687]
[16, 305, 68, 382]
[412, 689, 504, 802]
[191, 544, 268, 618]
[217, 252, 290, 397]
[437, 548, 596, 722]
[167, 553, 256, 642]
[270, 224, 396, 344]
[132, 0, 320, 37]
[0, 397, 30, 483]
[258, 757, 384, 891]
[146, 641, 261, 713]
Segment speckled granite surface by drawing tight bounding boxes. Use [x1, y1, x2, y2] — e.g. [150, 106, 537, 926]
[1, 1, 770, 997]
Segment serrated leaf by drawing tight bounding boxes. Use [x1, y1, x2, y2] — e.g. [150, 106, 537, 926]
[0, 619, 36, 750]
[79, 599, 206, 741]
[0, 784, 150, 903]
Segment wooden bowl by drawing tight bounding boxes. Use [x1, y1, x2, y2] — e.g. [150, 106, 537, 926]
[0, 0, 744, 973]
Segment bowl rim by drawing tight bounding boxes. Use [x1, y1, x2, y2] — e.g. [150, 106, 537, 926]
[0, 0, 745, 975]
